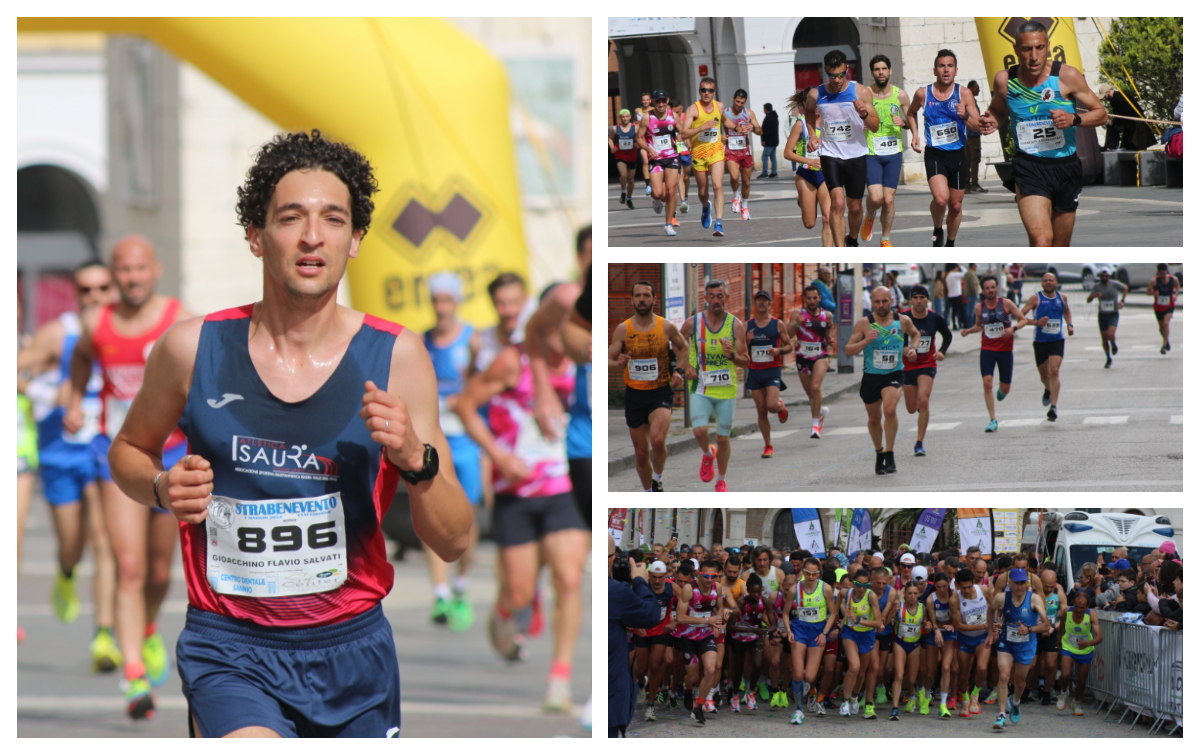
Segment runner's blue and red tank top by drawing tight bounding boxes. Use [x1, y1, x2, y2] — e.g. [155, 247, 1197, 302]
[746, 316, 783, 370]
[178, 304, 404, 628]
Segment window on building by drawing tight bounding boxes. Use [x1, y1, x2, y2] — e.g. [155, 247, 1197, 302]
[771, 511, 799, 552]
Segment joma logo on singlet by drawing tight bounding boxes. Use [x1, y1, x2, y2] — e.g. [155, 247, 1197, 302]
[232, 435, 339, 478]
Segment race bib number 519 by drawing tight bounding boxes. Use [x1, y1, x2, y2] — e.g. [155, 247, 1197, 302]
[206, 493, 347, 598]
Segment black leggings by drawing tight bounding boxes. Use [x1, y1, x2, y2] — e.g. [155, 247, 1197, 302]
[569, 457, 591, 529]
[948, 296, 966, 330]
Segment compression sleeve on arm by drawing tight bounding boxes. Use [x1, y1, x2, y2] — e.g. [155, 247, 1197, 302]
[935, 314, 953, 354]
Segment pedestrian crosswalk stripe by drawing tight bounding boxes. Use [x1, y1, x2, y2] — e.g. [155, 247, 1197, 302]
[1083, 416, 1129, 425]
[737, 430, 799, 441]
[909, 423, 962, 432]
[999, 418, 1044, 427]
[823, 426, 871, 435]
[1170, 415, 1183, 424]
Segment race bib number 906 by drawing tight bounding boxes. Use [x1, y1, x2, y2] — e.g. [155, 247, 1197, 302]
[629, 358, 659, 381]
[206, 493, 347, 598]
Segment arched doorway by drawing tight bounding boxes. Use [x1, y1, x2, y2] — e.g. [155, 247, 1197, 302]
[1124, 509, 1147, 516]
[772, 510, 799, 552]
[710, 508, 725, 548]
[792, 17, 860, 91]
[17, 164, 102, 328]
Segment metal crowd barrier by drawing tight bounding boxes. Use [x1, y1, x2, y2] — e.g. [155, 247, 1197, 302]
[1094, 611, 1182, 735]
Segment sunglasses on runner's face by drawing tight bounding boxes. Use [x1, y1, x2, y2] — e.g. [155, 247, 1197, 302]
[700, 88, 715, 93]
[77, 284, 112, 294]
[826, 70, 848, 80]
[655, 98, 668, 104]
[803, 569, 820, 576]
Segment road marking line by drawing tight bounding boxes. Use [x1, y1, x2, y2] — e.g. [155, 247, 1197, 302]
[737, 430, 799, 441]
[999, 418, 1044, 427]
[1170, 415, 1183, 424]
[909, 423, 961, 432]
[1083, 416, 1129, 425]
[823, 426, 871, 435]
[15, 696, 578, 718]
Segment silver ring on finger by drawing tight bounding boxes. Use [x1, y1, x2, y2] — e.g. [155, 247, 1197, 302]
[183, 454, 193, 468]
[384, 418, 389, 433]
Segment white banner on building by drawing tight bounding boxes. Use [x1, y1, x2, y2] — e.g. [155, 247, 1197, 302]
[664, 263, 686, 327]
[957, 508, 993, 558]
[608, 17, 697, 38]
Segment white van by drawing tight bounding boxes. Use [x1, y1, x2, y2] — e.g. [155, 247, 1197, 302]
[1023, 511, 1179, 583]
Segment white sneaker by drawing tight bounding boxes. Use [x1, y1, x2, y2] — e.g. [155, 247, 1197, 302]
[653, 198, 663, 214]
[730, 694, 740, 713]
[791, 708, 805, 725]
[705, 697, 716, 713]
[645, 704, 657, 721]
[580, 696, 592, 731]
[1056, 691, 1067, 711]
[665, 224, 677, 237]
[543, 675, 572, 712]
[645, 185, 652, 196]
[679, 199, 690, 214]
[732, 196, 741, 213]
[741, 206, 750, 220]
[851, 697, 860, 716]
[840, 700, 851, 717]
[1072, 700, 1084, 716]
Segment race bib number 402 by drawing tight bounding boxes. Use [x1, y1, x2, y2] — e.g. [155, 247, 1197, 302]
[205, 493, 347, 598]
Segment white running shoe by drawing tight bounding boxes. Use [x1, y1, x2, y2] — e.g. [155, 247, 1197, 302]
[741, 205, 750, 220]
[791, 708, 805, 725]
[732, 196, 741, 213]
[745, 692, 758, 711]
[645, 704, 657, 722]
[543, 675, 573, 712]
[645, 184, 652, 196]
[679, 199, 690, 214]
[840, 700, 851, 717]
[1072, 700, 1084, 716]
[851, 697, 860, 716]
[1057, 691, 1067, 711]
[653, 198, 663, 214]
[665, 224, 677, 237]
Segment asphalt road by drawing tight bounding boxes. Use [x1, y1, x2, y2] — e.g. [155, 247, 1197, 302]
[627, 692, 1173, 738]
[608, 179, 1183, 247]
[608, 307, 1183, 492]
[17, 514, 592, 737]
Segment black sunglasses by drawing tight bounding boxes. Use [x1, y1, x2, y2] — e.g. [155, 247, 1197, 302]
[699, 87, 715, 93]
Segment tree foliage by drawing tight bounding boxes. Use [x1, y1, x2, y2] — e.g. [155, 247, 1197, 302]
[1097, 17, 1183, 123]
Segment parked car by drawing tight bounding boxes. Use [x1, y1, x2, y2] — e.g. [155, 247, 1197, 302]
[1021, 263, 1116, 286]
[1114, 263, 1183, 288]
[884, 263, 921, 295]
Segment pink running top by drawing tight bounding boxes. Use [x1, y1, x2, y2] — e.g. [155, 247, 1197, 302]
[645, 112, 679, 159]
[680, 583, 720, 640]
[487, 348, 574, 498]
[794, 307, 832, 360]
[732, 593, 767, 641]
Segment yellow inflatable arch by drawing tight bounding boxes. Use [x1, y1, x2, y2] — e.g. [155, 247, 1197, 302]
[18, 17, 529, 332]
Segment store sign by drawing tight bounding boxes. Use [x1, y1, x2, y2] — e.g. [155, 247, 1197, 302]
[609, 17, 697, 38]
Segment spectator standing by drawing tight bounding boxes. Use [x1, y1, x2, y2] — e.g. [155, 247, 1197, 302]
[1007, 263, 1025, 303]
[814, 266, 837, 313]
[758, 103, 780, 179]
[963, 263, 981, 328]
[608, 536, 662, 737]
[965, 81, 988, 193]
[885, 270, 905, 315]
[945, 264, 966, 329]
[1099, 83, 1140, 151]
[932, 271, 947, 319]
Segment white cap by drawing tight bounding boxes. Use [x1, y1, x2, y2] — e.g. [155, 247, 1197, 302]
[899, 553, 916, 565]
[649, 561, 668, 574]
[690, 559, 700, 570]
[873, 552, 885, 561]
[427, 271, 463, 301]
[912, 566, 929, 581]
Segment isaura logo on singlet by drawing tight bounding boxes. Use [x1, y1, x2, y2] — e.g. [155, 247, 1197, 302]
[233, 435, 339, 480]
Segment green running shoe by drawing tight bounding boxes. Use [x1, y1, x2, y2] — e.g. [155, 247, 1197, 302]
[919, 689, 931, 716]
[904, 695, 916, 713]
[52, 571, 80, 624]
[91, 628, 123, 673]
[431, 596, 451, 625]
[758, 681, 770, 701]
[984, 688, 999, 705]
[448, 595, 474, 633]
[124, 676, 155, 721]
[875, 685, 888, 705]
[940, 703, 951, 718]
[863, 703, 877, 720]
[142, 632, 170, 688]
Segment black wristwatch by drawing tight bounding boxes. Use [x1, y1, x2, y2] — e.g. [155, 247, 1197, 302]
[1072, 114, 1082, 127]
[398, 443, 439, 484]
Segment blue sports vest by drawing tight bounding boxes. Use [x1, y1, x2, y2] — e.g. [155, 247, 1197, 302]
[1034, 290, 1066, 342]
[37, 314, 104, 464]
[567, 363, 591, 460]
[1007, 62, 1077, 159]
[177, 305, 404, 627]
[923, 83, 968, 151]
[424, 324, 477, 443]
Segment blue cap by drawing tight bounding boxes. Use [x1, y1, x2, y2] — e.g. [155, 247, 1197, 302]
[1112, 558, 1132, 571]
[1010, 568, 1029, 583]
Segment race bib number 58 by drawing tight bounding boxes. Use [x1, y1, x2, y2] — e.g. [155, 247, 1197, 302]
[206, 493, 347, 598]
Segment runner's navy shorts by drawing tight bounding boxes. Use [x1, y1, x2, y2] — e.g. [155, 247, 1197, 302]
[178, 604, 401, 737]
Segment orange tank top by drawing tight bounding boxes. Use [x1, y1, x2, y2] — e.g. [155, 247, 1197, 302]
[622, 315, 672, 390]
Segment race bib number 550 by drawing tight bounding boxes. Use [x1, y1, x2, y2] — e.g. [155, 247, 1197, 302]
[206, 493, 347, 598]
